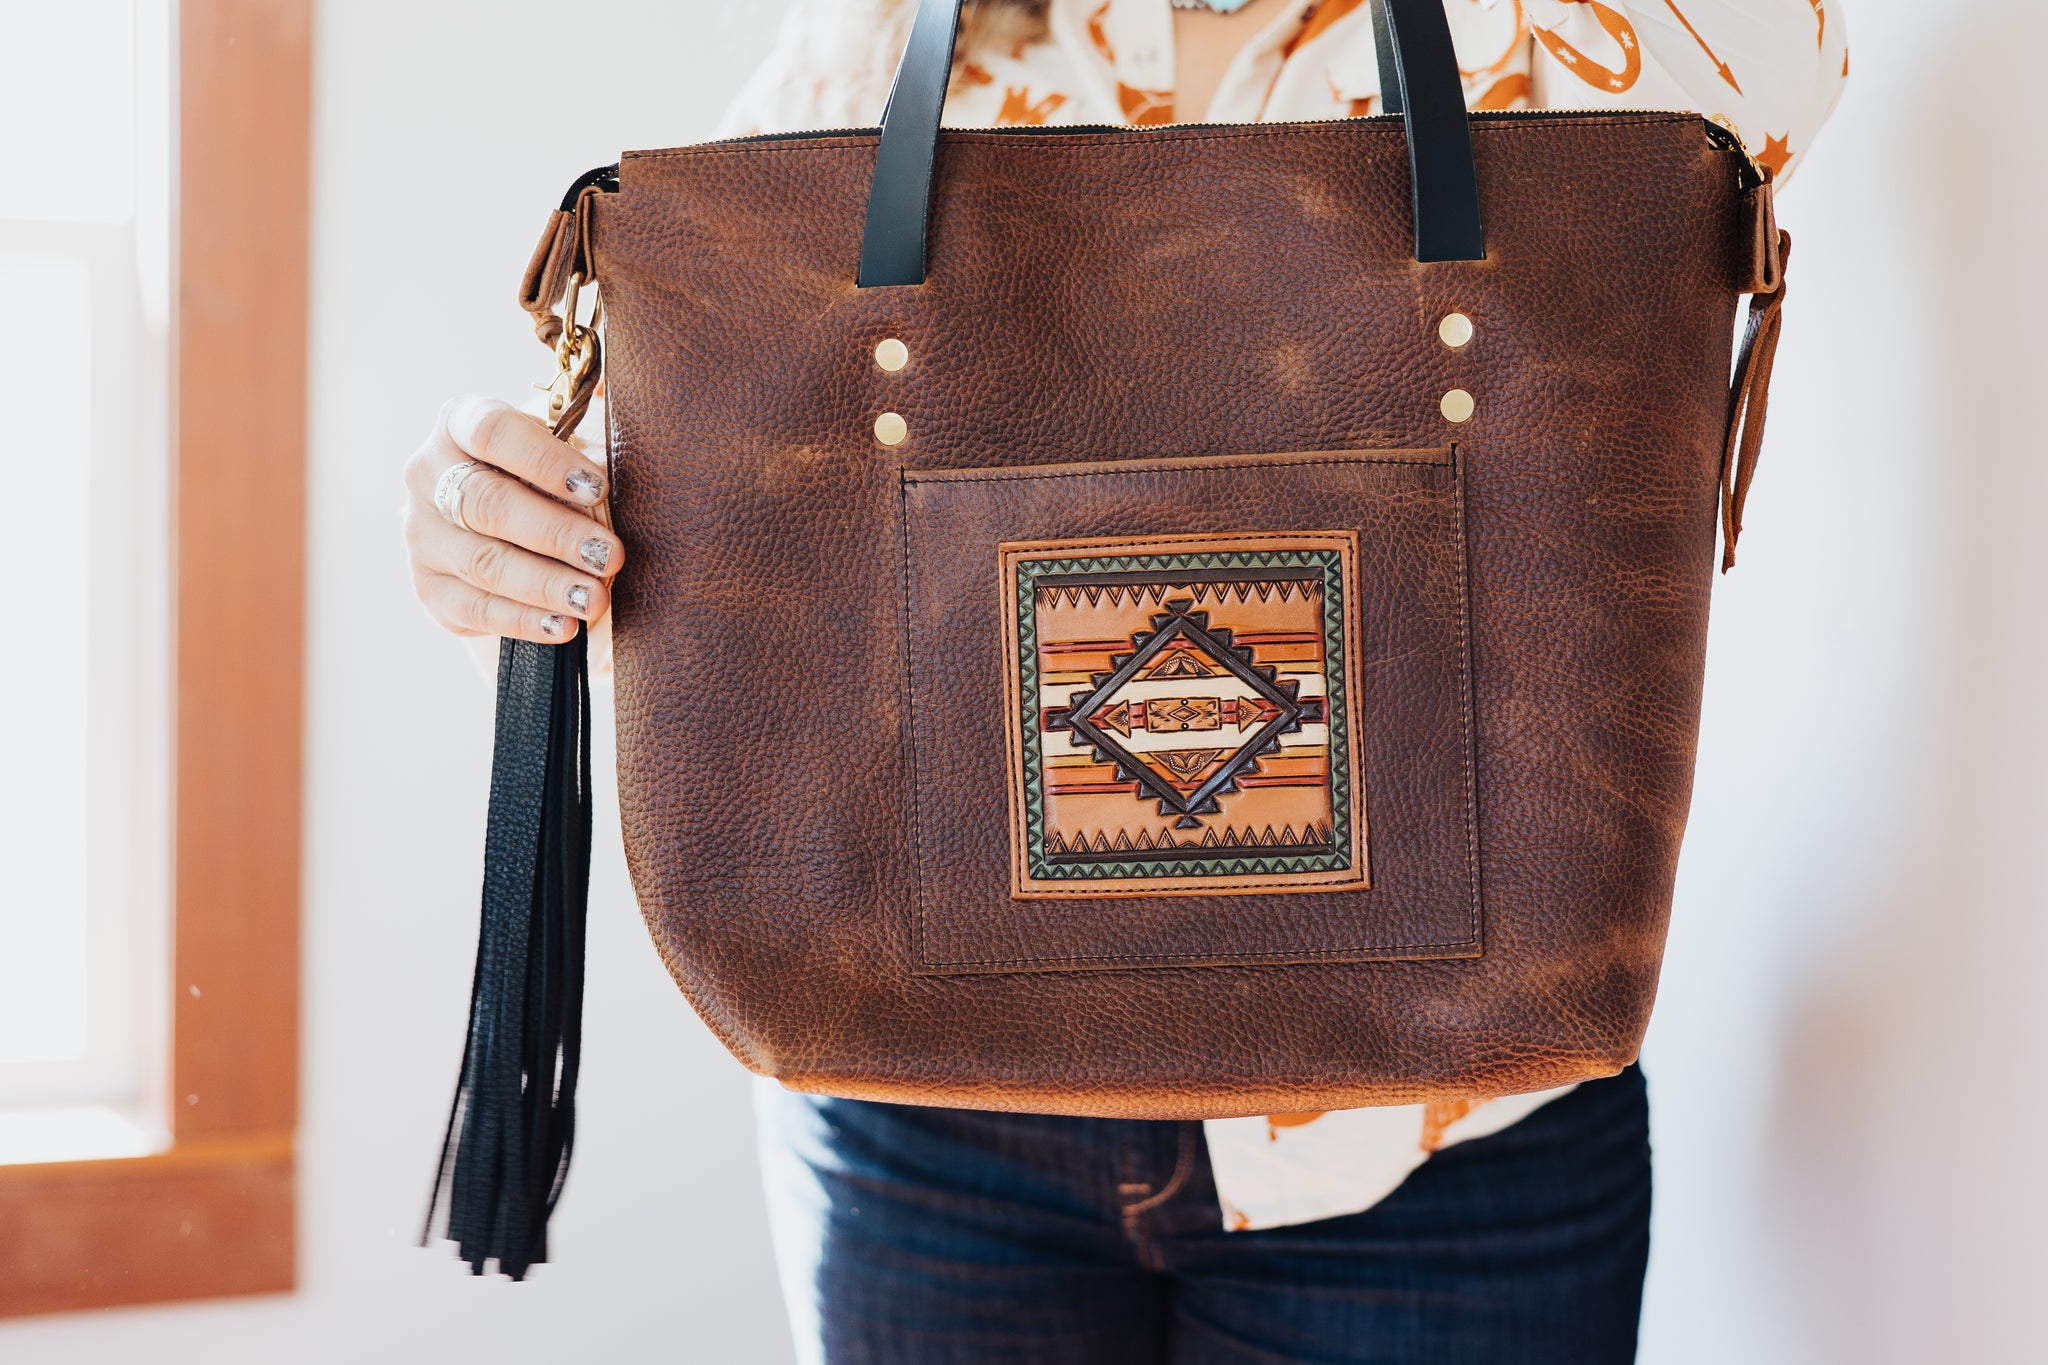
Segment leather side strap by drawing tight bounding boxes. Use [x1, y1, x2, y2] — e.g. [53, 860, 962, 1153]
[519, 173, 612, 443]
[1735, 181, 1781, 294]
[517, 210, 578, 331]
[1721, 229, 1791, 572]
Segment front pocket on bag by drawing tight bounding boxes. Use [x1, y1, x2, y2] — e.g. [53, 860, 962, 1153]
[901, 449, 1480, 975]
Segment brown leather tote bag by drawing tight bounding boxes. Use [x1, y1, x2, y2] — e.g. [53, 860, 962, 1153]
[430, 0, 1791, 1275]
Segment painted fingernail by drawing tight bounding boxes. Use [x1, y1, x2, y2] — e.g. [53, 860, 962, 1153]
[567, 584, 591, 615]
[579, 536, 612, 573]
[541, 614, 565, 638]
[566, 468, 603, 503]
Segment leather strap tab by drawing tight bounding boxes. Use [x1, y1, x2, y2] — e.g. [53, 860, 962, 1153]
[1721, 229, 1791, 572]
[518, 209, 579, 323]
[521, 178, 610, 443]
[1736, 181, 1781, 295]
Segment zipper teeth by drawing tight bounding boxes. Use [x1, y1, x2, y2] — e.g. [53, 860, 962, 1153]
[1703, 115, 1768, 188]
[707, 108, 1704, 147]
[677, 110, 1758, 192]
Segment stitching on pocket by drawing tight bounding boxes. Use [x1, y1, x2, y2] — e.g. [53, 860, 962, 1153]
[1450, 450, 1483, 952]
[904, 449, 1453, 487]
[909, 940, 1483, 969]
[898, 478, 935, 970]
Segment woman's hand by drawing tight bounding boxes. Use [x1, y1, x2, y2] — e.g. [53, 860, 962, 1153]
[403, 395, 622, 645]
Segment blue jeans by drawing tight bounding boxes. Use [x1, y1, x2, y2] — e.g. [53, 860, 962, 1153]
[756, 1066, 1651, 1364]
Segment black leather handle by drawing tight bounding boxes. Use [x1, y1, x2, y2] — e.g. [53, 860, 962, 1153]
[1377, 0, 1484, 261]
[858, 0, 968, 287]
[857, 0, 1483, 287]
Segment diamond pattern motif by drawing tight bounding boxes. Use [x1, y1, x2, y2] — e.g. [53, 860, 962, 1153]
[1049, 601, 1311, 831]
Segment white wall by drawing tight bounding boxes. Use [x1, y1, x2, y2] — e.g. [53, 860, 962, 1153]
[2, 1, 2040, 1361]
[1638, 3, 2048, 1362]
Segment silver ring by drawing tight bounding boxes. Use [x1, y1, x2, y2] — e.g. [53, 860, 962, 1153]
[434, 460, 487, 532]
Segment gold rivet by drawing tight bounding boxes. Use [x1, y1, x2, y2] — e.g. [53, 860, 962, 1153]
[875, 338, 910, 372]
[1438, 312, 1474, 348]
[875, 412, 908, 446]
[1440, 388, 1475, 423]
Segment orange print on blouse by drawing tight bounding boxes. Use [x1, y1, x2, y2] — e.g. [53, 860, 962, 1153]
[1087, 3, 1116, 60]
[1120, 85, 1175, 124]
[1267, 1112, 1327, 1141]
[1534, 1, 1641, 94]
[1659, 0, 1743, 94]
[1420, 1099, 1479, 1153]
[1473, 72, 1532, 110]
[1756, 132, 1794, 179]
[997, 87, 1069, 126]
[1088, 1, 1175, 126]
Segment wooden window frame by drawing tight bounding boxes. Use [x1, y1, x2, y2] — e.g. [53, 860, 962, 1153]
[0, 0, 308, 1317]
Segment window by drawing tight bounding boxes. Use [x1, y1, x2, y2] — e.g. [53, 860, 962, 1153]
[0, 0, 307, 1318]
[0, 0, 172, 1167]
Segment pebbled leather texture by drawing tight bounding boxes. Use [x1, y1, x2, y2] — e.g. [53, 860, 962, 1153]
[591, 111, 1756, 1119]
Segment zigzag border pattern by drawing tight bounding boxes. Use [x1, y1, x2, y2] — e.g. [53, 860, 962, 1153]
[1034, 579, 1323, 610]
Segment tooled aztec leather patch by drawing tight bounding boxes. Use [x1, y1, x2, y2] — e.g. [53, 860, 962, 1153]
[1001, 533, 1367, 898]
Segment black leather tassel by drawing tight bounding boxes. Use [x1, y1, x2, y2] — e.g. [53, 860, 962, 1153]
[425, 631, 592, 1279]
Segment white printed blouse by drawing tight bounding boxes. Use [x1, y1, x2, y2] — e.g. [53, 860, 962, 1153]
[719, 0, 1848, 1232]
